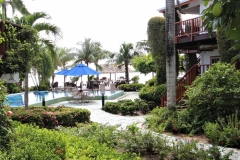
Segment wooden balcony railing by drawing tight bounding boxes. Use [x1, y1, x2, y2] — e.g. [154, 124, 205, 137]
[161, 64, 210, 107]
[175, 16, 205, 41]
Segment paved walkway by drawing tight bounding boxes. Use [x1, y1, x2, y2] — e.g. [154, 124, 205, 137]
[51, 92, 240, 160]
[51, 92, 145, 129]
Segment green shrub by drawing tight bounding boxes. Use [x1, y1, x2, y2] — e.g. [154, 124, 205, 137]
[146, 76, 157, 87]
[134, 98, 149, 114]
[131, 75, 140, 84]
[103, 99, 150, 115]
[185, 62, 240, 134]
[9, 106, 90, 129]
[38, 84, 48, 91]
[145, 107, 192, 134]
[139, 83, 166, 102]
[5, 83, 21, 94]
[103, 102, 121, 114]
[0, 81, 12, 151]
[203, 114, 240, 148]
[2, 122, 139, 159]
[119, 83, 144, 91]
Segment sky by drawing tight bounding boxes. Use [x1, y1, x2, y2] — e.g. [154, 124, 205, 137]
[22, 0, 166, 53]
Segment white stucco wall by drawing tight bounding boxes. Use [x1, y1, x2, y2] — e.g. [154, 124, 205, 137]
[200, 49, 219, 65]
[199, 49, 219, 73]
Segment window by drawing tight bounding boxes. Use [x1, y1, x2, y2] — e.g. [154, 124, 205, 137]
[210, 56, 220, 65]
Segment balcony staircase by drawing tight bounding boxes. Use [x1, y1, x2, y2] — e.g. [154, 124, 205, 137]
[160, 64, 210, 107]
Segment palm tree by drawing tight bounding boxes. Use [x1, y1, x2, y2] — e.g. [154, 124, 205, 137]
[166, 0, 176, 108]
[13, 11, 61, 109]
[113, 42, 139, 83]
[74, 38, 102, 83]
[92, 42, 111, 79]
[57, 47, 75, 86]
[1, 0, 29, 20]
[74, 38, 99, 66]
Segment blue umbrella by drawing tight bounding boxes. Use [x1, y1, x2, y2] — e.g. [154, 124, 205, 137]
[61, 64, 100, 76]
[55, 69, 69, 75]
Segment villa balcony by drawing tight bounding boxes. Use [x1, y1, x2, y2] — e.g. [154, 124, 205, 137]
[175, 17, 217, 51]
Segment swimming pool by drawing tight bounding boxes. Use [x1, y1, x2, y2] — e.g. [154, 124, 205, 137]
[5, 90, 124, 107]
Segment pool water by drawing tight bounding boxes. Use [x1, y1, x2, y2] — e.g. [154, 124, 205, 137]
[5, 90, 123, 107]
[5, 91, 67, 107]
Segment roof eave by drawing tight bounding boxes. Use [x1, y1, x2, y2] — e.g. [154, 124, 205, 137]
[157, 0, 195, 13]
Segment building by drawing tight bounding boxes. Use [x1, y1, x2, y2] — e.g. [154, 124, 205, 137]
[158, 0, 220, 106]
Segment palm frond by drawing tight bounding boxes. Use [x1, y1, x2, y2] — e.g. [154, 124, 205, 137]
[12, 0, 29, 15]
[33, 22, 62, 37]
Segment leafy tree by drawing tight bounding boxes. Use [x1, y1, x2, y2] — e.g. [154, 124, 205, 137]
[136, 40, 150, 53]
[112, 42, 139, 83]
[13, 11, 62, 88]
[132, 53, 155, 75]
[147, 17, 166, 85]
[202, 0, 240, 63]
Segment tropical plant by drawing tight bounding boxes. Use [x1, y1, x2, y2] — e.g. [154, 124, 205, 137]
[55, 47, 75, 87]
[0, 80, 12, 151]
[132, 53, 155, 75]
[185, 62, 240, 134]
[201, 0, 240, 63]
[74, 38, 99, 66]
[147, 16, 166, 85]
[12, 12, 61, 92]
[1, 0, 29, 20]
[112, 42, 139, 83]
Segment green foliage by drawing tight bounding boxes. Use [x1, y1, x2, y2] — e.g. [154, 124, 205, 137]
[132, 54, 155, 75]
[145, 107, 192, 134]
[203, 114, 240, 148]
[118, 83, 144, 91]
[131, 75, 140, 84]
[147, 17, 166, 84]
[0, 80, 12, 151]
[185, 62, 240, 134]
[103, 99, 151, 115]
[4, 83, 21, 94]
[139, 83, 166, 102]
[73, 122, 120, 148]
[113, 42, 139, 83]
[145, 76, 157, 86]
[9, 106, 90, 129]
[217, 29, 240, 63]
[1, 122, 139, 159]
[37, 84, 48, 91]
[0, 23, 39, 80]
[0, 121, 235, 159]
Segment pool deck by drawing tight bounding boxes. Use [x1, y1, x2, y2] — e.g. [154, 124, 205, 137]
[31, 90, 124, 107]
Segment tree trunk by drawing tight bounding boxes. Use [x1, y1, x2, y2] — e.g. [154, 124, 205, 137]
[24, 72, 29, 110]
[51, 75, 55, 88]
[125, 62, 129, 83]
[166, 0, 176, 108]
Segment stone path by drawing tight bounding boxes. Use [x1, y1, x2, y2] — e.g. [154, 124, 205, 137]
[51, 92, 240, 160]
[51, 92, 145, 129]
